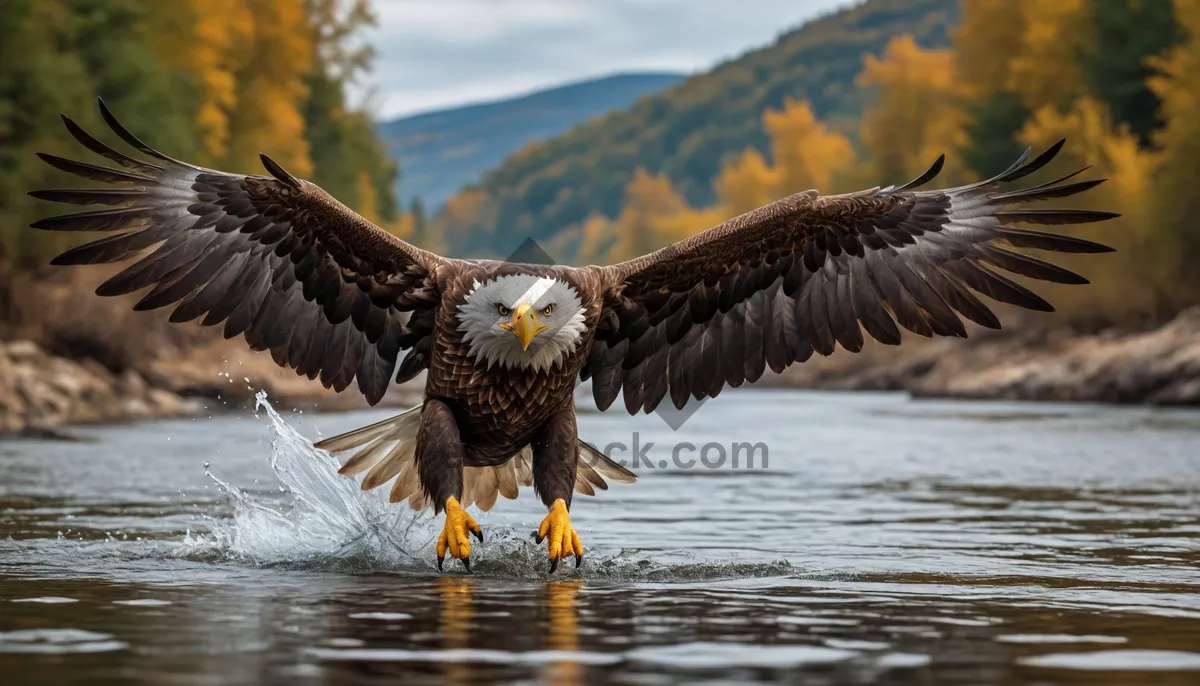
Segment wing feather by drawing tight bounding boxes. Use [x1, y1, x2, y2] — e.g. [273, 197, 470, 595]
[589, 141, 1117, 413]
[29, 100, 454, 404]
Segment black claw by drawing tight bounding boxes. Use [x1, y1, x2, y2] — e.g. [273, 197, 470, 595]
[576, 554, 583, 569]
[462, 557, 471, 573]
[473, 529, 484, 543]
[534, 532, 545, 544]
[437, 556, 444, 572]
[549, 557, 559, 574]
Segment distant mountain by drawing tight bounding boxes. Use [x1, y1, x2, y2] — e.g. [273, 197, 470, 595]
[439, 0, 960, 257]
[377, 72, 685, 211]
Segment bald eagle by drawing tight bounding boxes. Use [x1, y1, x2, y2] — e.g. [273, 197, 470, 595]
[31, 102, 1116, 572]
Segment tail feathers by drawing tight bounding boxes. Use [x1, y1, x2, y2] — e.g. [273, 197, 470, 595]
[315, 406, 421, 455]
[314, 409, 637, 512]
[579, 440, 638, 485]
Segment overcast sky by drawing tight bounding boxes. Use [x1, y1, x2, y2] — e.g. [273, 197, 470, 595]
[360, 0, 853, 120]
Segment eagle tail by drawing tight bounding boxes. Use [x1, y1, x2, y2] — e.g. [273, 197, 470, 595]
[314, 408, 637, 511]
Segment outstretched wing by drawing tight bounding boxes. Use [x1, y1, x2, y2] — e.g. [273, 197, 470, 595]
[586, 141, 1117, 414]
[29, 100, 453, 404]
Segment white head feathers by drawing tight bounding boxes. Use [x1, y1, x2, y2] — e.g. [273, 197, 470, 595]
[457, 275, 588, 372]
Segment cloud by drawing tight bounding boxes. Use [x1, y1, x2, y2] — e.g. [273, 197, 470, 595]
[359, 0, 853, 120]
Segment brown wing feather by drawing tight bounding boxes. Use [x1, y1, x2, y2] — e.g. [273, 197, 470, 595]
[587, 141, 1118, 413]
[29, 100, 456, 404]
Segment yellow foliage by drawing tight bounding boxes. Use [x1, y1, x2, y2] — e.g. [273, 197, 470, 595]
[1147, 0, 1200, 299]
[762, 99, 855, 196]
[146, 1, 252, 163]
[1019, 98, 1168, 316]
[145, 0, 316, 174]
[440, 189, 493, 254]
[577, 214, 615, 265]
[1006, 0, 1088, 112]
[355, 172, 380, 225]
[652, 206, 728, 246]
[382, 212, 415, 241]
[952, 0, 1027, 98]
[953, 0, 1086, 110]
[716, 149, 778, 216]
[222, 0, 314, 177]
[857, 35, 968, 185]
[607, 170, 690, 262]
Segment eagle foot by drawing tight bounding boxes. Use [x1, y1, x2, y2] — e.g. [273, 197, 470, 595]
[535, 498, 583, 573]
[437, 496, 482, 572]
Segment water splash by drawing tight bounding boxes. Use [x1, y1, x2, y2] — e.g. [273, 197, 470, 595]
[175, 393, 793, 581]
[181, 392, 432, 570]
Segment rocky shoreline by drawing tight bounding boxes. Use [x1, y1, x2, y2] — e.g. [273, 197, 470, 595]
[0, 337, 423, 437]
[766, 306, 1200, 405]
[3, 307, 1198, 436]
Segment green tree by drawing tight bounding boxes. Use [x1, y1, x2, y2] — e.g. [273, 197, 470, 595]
[0, 0, 194, 267]
[959, 90, 1029, 177]
[409, 196, 427, 245]
[300, 0, 397, 221]
[1081, 0, 1182, 146]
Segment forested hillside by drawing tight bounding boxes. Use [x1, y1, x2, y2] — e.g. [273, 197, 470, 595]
[0, 0, 402, 271]
[378, 72, 684, 213]
[435, 0, 960, 257]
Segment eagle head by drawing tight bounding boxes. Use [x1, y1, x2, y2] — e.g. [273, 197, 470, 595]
[457, 274, 588, 372]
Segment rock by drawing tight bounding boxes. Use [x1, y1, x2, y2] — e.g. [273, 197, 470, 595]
[770, 307, 1200, 406]
[0, 339, 200, 435]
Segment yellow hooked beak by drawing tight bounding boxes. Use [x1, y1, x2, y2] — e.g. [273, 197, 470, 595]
[500, 303, 549, 350]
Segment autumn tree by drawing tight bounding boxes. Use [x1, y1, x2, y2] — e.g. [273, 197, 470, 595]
[763, 99, 856, 196]
[1020, 98, 1166, 318]
[715, 149, 777, 216]
[145, 0, 251, 164]
[1148, 0, 1200, 299]
[857, 35, 967, 185]
[576, 214, 616, 265]
[607, 170, 689, 262]
[2, 0, 399, 270]
[952, 1, 1029, 177]
[1006, 0, 1089, 113]
[220, 0, 314, 176]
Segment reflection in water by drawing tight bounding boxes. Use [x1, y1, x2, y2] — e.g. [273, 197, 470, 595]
[543, 581, 583, 685]
[438, 577, 474, 685]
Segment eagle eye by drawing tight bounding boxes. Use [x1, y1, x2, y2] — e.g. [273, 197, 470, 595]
[497, 304, 511, 317]
[542, 304, 555, 316]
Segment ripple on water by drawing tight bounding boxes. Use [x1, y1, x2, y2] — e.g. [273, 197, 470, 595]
[0, 629, 127, 654]
[997, 634, 1128, 644]
[1020, 650, 1200, 671]
[347, 612, 412, 620]
[625, 642, 859, 669]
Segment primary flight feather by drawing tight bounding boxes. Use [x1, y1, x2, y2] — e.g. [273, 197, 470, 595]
[30, 101, 1116, 572]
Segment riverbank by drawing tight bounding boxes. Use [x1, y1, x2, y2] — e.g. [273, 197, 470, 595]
[3, 305, 1198, 436]
[0, 337, 423, 437]
[767, 306, 1200, 405]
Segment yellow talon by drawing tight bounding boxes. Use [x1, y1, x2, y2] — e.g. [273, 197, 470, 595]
[535, 498, 583, 573]
[437, 496, 482, 572]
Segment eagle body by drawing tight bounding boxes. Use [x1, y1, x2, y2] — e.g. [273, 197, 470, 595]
[426, 263, 603, 466]
[31, 101, 1119, 572]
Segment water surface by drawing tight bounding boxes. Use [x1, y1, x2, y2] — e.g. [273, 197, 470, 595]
[2, 390, 1198, 684]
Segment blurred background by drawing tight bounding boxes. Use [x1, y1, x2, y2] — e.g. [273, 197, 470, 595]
[2, 0, 1198, 434]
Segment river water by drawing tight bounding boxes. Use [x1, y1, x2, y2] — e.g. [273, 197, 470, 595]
[1, 389, 1198, 685]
